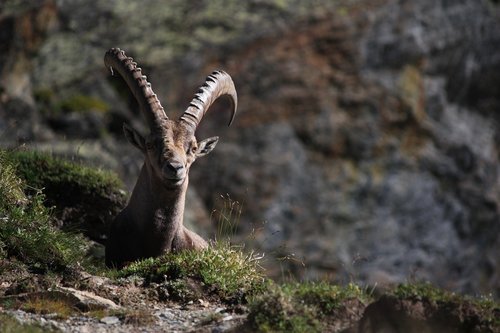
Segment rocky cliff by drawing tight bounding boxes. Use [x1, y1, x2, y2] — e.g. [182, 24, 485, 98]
[0, 0, 499, 298]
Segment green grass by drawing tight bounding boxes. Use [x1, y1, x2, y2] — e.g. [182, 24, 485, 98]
[118, 241, 265, 302]
[6, 149, 124, 199]
[392, 282, 456, 301]
[393, 283, 500, 327]
[285, 281, 370, 314]
[4, 149, 126, 245]
[247, 281, 369, 333]
[0, 150, 88, 272]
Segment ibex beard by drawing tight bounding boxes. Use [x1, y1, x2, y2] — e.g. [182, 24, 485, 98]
[104, 48, 238, 268]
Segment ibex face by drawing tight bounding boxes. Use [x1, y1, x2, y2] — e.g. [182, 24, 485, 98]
[104, 48, 237, 267]
[123, 120, 219, 187]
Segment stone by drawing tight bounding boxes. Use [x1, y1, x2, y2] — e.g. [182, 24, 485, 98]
[100, 316, 120, 325]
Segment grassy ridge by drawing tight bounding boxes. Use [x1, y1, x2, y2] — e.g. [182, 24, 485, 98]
[0, 149, 87, 272]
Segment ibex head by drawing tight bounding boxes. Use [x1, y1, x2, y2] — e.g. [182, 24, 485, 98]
[104, 48, 237, 187]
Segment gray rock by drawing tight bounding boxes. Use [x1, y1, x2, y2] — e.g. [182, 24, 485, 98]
[100, 316, 120, 325]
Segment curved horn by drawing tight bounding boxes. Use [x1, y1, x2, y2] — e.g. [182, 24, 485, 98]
[180, 70, 237, 131]
[104, 48, 167, 131]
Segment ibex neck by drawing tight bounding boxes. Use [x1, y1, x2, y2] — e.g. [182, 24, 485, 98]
[128, 163, 188, 228]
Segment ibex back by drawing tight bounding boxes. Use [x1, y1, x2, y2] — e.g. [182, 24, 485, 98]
[104, 48, 237, 268]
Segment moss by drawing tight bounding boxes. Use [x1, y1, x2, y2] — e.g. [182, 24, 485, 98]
[246, 281, 369, 332]
[287, 281, 369, 314]
[33, 88, 55, 105]
[393, 283, 500, 328]
[247, 283, 322, 333]
[392, 282, 456, 302]
[34, 89, 109, 117]
[0, 150, 87, 272]
[119, 241, 265, 302]
[57, 94, 110, 114]
[6, 149, 123, 199]
[5, 149, 126, 243]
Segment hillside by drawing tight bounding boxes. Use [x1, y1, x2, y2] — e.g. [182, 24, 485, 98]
[0, 150, 498, 332]
[0, 0, 499, 303]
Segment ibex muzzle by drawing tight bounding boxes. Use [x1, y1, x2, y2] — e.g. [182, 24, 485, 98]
[104, 48, 237, 268]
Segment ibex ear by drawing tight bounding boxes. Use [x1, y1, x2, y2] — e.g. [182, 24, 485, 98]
[196, 136, 219, 158]
[123, 123, 146, 152]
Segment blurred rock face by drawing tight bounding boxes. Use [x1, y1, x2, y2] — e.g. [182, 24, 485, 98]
[0, 0, 499, 296]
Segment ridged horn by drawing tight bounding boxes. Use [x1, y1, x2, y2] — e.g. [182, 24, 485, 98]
[104, 48, 167, 131]
[180, 70, 237, 131]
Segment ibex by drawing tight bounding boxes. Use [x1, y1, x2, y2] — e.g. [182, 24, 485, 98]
[104, 48, 237, 268]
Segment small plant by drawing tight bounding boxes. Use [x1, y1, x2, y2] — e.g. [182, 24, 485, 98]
[212, 194, 243, 241]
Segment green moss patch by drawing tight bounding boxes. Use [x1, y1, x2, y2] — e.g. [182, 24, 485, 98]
[0, 150, 87, 272]
[34, 89, 110, 116]
[392, 283, 500, 328]
[247, 282, 369, 333]
[57, 95, 110, 114]
[5, 149, 126, 243]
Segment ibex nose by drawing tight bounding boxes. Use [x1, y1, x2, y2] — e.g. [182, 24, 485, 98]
[164, 159, 185, 179]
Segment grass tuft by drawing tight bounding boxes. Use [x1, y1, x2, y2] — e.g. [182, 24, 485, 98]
[119, 241, 265, 301]
[21, 297, 78, 320]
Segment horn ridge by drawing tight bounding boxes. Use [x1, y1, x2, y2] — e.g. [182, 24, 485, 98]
[104, 48, 167, 130]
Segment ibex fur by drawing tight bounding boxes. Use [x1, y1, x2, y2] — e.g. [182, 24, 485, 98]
[104, 48, 237, 268]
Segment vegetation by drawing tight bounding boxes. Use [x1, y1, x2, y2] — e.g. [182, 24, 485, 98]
[247, 282, 369, 333]
[20, 296, 77, 320]
[6, 149, 124, 199]
[34, 89, 110, 116]
[119, 241, 265, 302]
[0, 150, 87, 272]
[58, 95, 110, 114]
[393, 283, 500, 327]
[4, 149, 126, 243]
[0, 147, 498, 332]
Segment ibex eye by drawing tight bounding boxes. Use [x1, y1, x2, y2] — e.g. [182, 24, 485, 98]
[146, 141, 154, 150]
